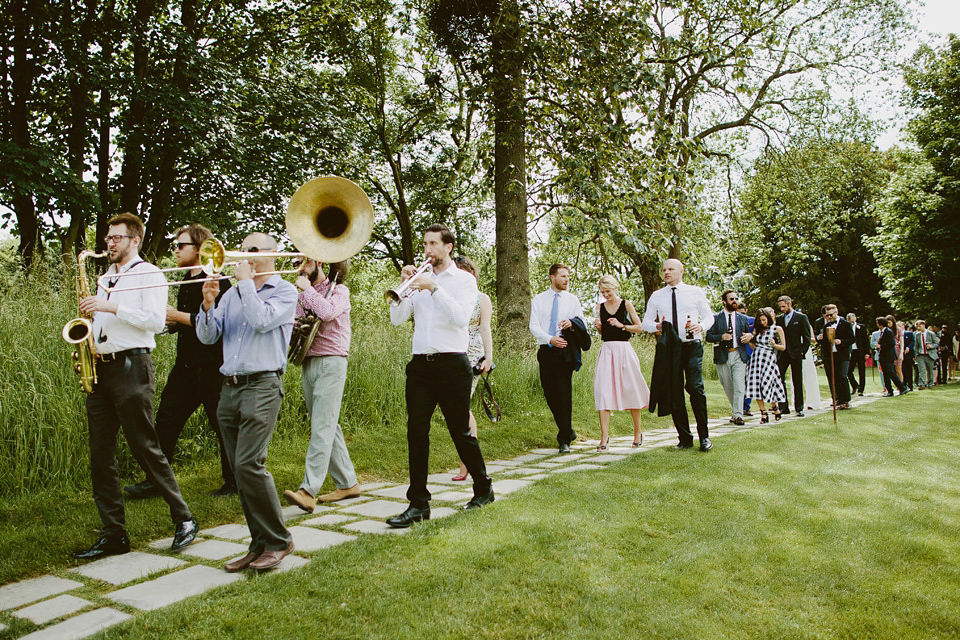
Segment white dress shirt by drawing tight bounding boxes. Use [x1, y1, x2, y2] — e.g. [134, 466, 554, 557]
[641, 282, 714, 341]
[390, 263, 478, 354]
[92, 257, 166, 354]
[529, 289, 585, 346]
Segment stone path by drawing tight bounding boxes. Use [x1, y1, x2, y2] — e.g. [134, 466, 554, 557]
[0, 392, 884, 639]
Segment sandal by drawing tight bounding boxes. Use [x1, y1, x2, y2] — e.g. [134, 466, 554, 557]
[760, 409, 769, 424]
[632, 435, 643, 448]
[597, 438, 609, 452]
[774, 408, 782, 422]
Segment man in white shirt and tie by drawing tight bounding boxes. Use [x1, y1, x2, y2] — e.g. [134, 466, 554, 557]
[529, 264, 586, 453]
[386, 224, 494, 528]
[914, 320, 939, 389]
[641, 259, 715, 451]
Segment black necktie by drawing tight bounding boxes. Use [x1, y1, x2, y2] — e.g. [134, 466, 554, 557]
[729, 312, 735, 347]
[671, 287, 678, 331]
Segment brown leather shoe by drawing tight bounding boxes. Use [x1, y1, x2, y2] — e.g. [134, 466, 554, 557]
[317, 483, 361, 503]
[248, 541, 294, 571]
[283, 488, 315, 513]
[224, 551, 261, 573]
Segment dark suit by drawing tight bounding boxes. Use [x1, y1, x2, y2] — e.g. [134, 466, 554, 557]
[901, 330, 915, 390]
[847, 322, 869, 394]
[776, 309, 812, 413]
[814, 317, 854, 405]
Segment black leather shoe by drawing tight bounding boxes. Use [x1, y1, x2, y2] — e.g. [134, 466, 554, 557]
[209, 483, 238, 497]
[796, 410, 804, 417]
[558, 443, 571, 453]
[743, 410, 753, 417]
[700, 438, 713, 452]
[71, 535, 130, 560]
[733, 417, 744, 426]
[124, 480, 161, 499]
[386, 505, 430, 528]
[674, 442, 694, 450]
[171, 517, 198, 551]
[463, 488, 495, 510]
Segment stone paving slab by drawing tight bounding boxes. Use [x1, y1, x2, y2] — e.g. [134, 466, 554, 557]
[338, 500, 408, 519]
[590, 454, 628, 463]
[330, 496, 372, 507]
[509, 453, 551, 463]
[343, 520, 410, 535]
[300, 514, 358, 527]
[201, 523, 250, 540]
[357, 482, 392, 491]
[603, 447, 645, 455]
[282, 505, 312, 521]
[524, 474, 550, 480]
[20, 607, 132, 640]
[551, 463, 605, 474]
[371, 484, 447, 500]
[106, 565, 242, 611]
[11, 594, 91, 625]
[492, 479, 533, 495]
[70, 552, 186, 586]
[0, 576, 83, 611]
[287, 526, 356, 552]
[497, 467, 544, 477]
[148, 536, 176, 550]
[180, 540, 250, 561]
[430, 507, 458, 520]
[533, 461, 566, 468]
[272, 554, 311, 573]
[431, 491, 473, 503]
[487, 459, 523, 467]
[424, 473, 462, 485]
[530, 448, 560, 455]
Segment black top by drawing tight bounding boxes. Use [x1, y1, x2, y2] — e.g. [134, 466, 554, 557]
[877, 326, 897, 362]
[168, 270, 230, 367]
[599, 300, 632, 342]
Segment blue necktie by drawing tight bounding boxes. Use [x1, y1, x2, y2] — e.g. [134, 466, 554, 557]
[550, 292, 560, 337]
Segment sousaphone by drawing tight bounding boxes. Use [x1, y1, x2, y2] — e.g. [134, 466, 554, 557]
[286, 176, 374, 263]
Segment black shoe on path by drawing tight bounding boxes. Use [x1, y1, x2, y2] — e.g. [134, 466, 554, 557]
[386, 505, 430, 528]
[463, 488, 495, 510]
[71, 535, 130, 561]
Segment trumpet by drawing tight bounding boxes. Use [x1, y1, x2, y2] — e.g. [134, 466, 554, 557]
[384, 261, 434, 306]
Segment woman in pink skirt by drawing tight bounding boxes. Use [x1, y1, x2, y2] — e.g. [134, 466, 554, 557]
[593, 275, 650, 450]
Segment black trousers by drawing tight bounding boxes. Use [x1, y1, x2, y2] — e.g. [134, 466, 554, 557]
[824, 354, 851, 405]
[674, 341, 709, 446]
[880, 359, 905, 393]
[778, 353, 805, 413]
[902, 352, 915, 390]
[405, 354, 491, 509]
[86, 353, 191, 537]
[848, 351, 866, 394]
[155, 362, 232, 484]
[537, 346, 577, 445]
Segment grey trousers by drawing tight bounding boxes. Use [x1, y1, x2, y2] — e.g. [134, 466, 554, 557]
[218, 374, 291, 553]
[916, 353, 937, 387]
[716, 354, 747, 420]
[300, 356, 357, 496]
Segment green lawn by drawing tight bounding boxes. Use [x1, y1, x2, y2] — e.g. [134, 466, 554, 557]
[14, 383, 954, 639]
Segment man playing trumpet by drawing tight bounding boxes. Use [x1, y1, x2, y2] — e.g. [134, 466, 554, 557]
[283, 258, 361, 512]
[196, 233, 297, 571]
[386, 224, 494, 528]
[73, 213, 198, 560]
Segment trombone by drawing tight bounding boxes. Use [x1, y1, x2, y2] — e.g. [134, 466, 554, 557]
[98, 176, 374, 294]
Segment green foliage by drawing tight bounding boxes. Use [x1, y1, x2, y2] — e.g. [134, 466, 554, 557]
[734, 139, 891, 317]
[869, 36, 960, 321]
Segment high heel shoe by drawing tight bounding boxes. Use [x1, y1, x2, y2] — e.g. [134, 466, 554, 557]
[632, 435, 643, 448]
[597, 438, 609, 452]
[760, 409, 769, 424]
[774, 408, 782, 422]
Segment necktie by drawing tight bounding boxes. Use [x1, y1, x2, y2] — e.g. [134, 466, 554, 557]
[671, 287, 678, 331]
[550, 292, 560, 337]
[729, 312, 736, 347]
[921, 332, 926, 354]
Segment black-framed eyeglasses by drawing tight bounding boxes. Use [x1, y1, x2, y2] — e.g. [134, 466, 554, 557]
[241, 246, 266, 253]
[174, 242, 197, 250]
[104, 234, 132, 244]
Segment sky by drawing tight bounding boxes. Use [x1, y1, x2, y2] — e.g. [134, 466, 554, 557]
[875, 0, 960, 149]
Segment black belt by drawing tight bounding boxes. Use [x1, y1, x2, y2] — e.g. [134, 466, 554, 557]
[224, 370, 282, 386]
[412, 352, 464, 362]
[97, 348, 151, 363]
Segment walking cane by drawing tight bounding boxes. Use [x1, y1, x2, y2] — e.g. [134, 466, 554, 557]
[826, 326, 837, 423]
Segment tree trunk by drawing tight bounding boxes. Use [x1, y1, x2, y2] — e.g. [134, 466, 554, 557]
[118, 0, 154, 215]
[94, 0, 115, 259]
[491, 0, 530, 341]
[10, 0, 40, 267]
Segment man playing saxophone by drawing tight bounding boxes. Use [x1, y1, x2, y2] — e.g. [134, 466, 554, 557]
[283, 258, 361, 513]
[72, 212, 198, 560]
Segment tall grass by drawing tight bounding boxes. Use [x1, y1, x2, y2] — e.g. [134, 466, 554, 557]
[0, 263, 662, 497]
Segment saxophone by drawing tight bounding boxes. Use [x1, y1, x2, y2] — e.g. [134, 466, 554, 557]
[62, 250, 107, 393]
[288, 272, 338, 366]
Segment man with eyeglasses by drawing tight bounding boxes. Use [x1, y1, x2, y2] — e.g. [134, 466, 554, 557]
[73, 213, 198, 561]
[124, 224, 234, 500]
[196, 232, 297, 571]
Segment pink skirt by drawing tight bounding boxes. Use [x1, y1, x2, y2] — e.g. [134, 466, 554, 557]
[594, 341, 650, 411]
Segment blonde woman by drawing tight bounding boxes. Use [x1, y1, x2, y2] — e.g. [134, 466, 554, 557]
[593, 275, 649, 450]
[452, 256, 493, 481]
